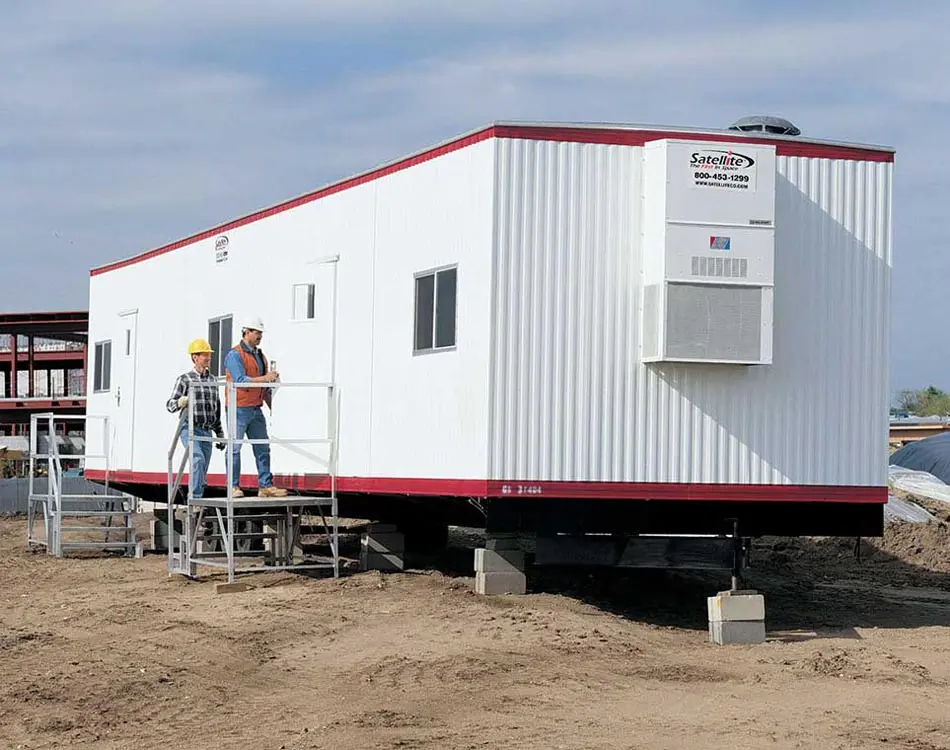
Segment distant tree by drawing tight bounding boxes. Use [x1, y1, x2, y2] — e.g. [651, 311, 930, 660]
[895, 386, 950, 417]
[895, 389, 921, 413]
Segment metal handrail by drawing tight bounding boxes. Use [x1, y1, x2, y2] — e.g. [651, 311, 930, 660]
[168, 378, 340, 582]
[27, 412, 127, 557]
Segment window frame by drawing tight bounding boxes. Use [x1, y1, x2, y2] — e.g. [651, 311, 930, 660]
[412, 264, 458, 356]
[207, 314, 233, 377]
[93, 340, 112, 393]
[291, 282, 316, 322]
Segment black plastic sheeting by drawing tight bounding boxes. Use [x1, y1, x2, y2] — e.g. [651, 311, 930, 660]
[889, 432, 950, 484]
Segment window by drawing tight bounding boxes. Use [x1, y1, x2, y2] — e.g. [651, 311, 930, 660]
[125, 329, 132, 356]
[292, 283, 315, 320]
[93, 341, 112, 392]
[207, 315, 233, 377]
[414, 266, 457, 353]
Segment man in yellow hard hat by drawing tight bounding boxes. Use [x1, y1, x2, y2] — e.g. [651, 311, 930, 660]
[166, 338, 225, 499]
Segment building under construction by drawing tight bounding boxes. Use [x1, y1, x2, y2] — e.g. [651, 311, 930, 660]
[0, 311, 88, 439]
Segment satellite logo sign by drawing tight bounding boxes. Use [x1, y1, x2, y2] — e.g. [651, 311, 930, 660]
[690, 149, 757, 191]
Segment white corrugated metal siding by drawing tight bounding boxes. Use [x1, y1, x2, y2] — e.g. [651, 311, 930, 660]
[489, 138, 891, 486]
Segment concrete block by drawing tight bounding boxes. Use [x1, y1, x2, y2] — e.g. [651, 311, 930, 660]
[708, 619, 766, 645]
[360, 550, 404, 572]
[362, 532, 406, 554]
[474, 571, 527, 596]
[486, 534, 521, 551]
[474, 548, 525, 573]
[707, 591, 765, 623]
[150, 516, 181, 552]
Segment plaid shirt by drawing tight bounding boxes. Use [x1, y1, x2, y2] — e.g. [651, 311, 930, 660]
[166, 369, 223, 434]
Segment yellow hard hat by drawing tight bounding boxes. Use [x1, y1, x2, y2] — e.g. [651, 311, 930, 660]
[187, 338, 214, 355]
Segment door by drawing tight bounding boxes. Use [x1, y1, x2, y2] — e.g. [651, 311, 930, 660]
[272, 257, 338, 474]
[112, 310, 139, 471]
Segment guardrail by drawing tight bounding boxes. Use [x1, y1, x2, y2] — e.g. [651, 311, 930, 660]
[167, 379, 339, 583]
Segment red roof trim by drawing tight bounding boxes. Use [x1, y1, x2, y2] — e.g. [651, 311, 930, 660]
[90, 124, 894, 278]
[85, 470, 886, 504]
[90, 127, 496, 277]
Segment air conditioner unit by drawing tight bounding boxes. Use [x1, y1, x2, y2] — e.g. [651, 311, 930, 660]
[640, 138, 776, 365]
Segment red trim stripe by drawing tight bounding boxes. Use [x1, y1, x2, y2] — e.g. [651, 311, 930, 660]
[90, 124, 894, 278]
[84, 470, 887, 504]
[90, 127, 496, 277]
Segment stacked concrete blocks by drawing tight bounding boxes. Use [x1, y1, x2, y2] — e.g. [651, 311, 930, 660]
[707, 589, 766, 645]
[360, 523, 405, 572]
[474, 536, 526, 595]
[150, 513, 180, 552]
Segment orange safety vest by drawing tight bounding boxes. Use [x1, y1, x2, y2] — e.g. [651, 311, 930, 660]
[225, 344, 268, 408]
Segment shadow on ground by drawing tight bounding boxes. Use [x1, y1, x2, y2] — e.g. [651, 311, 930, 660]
[400, 525, 950, 634]
[530, 533, 950, 633]
[304, 520, 950, 634]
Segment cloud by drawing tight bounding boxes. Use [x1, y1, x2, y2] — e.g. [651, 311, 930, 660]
[1, 1, 948, 389]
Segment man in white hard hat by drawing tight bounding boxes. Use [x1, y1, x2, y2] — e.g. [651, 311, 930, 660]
[223, 316, 287, 498]
[166, 338, 225, 499]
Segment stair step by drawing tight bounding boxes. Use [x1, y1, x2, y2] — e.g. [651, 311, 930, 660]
[56, 495, 130, 502]
[60, 526, 135, 534]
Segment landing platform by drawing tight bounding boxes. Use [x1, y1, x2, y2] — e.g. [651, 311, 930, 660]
[190, 495, 332, 509]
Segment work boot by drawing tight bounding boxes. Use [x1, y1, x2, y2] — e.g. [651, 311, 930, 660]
[231, 487, 245, 498]
[259, 485, 288, 498]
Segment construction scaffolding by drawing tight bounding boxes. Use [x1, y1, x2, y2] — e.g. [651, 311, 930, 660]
[27, 413, 139, 557]
[167, 380, 340, 583]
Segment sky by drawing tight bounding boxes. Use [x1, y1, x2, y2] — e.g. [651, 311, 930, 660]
[1, 0, 947, 393]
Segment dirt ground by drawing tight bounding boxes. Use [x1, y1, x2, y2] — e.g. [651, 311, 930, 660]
[2, 512, 950, 750]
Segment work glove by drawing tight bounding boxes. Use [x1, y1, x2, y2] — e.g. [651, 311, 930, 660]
[177, 395, 189, 409]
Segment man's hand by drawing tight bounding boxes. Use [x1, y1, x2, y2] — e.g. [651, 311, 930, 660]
[263, 370, 278, 383]
[214, 431, 226, 451]
[177, 395, 189, 409]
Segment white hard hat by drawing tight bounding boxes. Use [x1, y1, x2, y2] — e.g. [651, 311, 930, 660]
[241, 316, 266, 333]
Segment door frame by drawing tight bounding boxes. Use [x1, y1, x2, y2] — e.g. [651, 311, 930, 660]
[305, 253, 339, 383]
[116, 308, 139, 470]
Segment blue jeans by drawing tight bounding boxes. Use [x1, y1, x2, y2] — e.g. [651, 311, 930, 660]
[231, 406, 273, 488]
[180, 426, 212, 499]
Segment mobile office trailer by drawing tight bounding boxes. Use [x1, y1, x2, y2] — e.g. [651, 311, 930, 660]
[84, 120, 894, 538]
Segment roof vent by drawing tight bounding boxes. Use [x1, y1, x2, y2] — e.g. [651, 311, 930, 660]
[728, 115, 801, 137]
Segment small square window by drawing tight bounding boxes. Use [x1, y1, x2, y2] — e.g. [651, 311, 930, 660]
[414, 266, 457, 353]
[293, 283, 316, 320]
